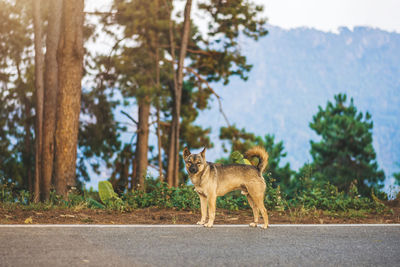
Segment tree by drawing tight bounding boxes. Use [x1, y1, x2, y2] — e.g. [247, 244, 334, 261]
[166, 0, 192, 187]
[173, 80, 213, 184]
[309, 93, 385, 195]
[41, 0, 62, 201]
[82, 0, 267, 190]
[393, 164, 400, 187]
[32, 0, 44, 202]
[166, 0, 268, 186]
[259, 135, 294, 191]
[394, 173, 400, 187]
[110, 0, 171, 190]
[54, 0, 84, 198]
[0, 0, 34, 191]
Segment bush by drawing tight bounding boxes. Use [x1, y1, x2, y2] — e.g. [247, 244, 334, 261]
[288, 180, 386, 212]
[0, 176, 388, 214]
[0, 177, 16, 203]
[123, 182, 200, 210]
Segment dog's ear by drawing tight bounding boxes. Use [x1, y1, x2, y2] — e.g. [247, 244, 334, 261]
[183, 147, 191, 159]
[200, 147, 206, 160]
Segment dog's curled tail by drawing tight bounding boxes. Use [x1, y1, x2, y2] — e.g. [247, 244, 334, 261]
[245, 146, 269, 174]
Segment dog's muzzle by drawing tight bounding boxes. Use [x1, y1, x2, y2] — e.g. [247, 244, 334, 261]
[189, 165, 198, 174]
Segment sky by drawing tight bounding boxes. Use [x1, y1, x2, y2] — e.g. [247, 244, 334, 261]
[259, 0, 400, 33]
[86, 0, 400, 33]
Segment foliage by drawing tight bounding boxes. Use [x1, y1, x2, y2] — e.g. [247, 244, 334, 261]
[290, 178, 385, 212]
[124, 181, 200, 210]
[0, 177, 15, 203]
[309, 93, 385, 196]
[231, 151, 252, 165]
[393, 164, 400, 186]
[78, 86, 121, 182]
[0, 0, 35, 190]
[0, 176, 390, 214]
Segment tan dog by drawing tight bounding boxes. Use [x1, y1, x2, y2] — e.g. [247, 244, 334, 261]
[183, 146, 269, 228]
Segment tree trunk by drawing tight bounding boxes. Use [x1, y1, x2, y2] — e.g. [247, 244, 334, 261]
[166, 3, 178, 187]
[156, 105, 163, 182]
[167, 111, 177, 187]
[167, 0, 192, 187]
[130, 157, 137, 190]
[154, 18, 163, 182]
[33, 0, 44, 203]
[41, 0, 62, 201]
[23, 95, 33, 194]
[54, 0, 84, 198]
[134, 98, 151, 190]
[122, 151, 130, 191]
[16, 63, 33, 192]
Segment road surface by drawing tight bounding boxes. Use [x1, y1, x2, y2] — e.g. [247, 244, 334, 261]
[1, 224, 399, 266]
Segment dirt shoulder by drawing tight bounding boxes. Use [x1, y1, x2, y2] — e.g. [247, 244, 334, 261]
[1, 205, 399, 225]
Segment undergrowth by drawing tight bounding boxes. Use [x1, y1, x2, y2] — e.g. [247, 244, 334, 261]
[0, 176, 390, 215]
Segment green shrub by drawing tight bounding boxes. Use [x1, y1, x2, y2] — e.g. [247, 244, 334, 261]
[0, 175, 388, 214]
[289, 181, 385, 212]
[0, 177, 16, 203]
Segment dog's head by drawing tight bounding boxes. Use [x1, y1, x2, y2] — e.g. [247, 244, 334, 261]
[183, 147, 206, 175]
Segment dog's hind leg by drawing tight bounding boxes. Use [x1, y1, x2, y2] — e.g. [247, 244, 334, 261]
[247, 195, 259, 227]
[254, 196, 269, 229]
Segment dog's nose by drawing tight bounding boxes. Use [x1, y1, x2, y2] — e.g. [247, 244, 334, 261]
[189, 166, 197, 174]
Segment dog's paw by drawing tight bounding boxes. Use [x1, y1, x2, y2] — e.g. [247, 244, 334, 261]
[196, 221, 205, 225]
[261, 224, 269, 229]
[249, 222, 258, 227]
[204, 222, 214, 228]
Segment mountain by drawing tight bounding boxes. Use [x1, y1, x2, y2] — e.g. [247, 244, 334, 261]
[196, 25, 400, 190]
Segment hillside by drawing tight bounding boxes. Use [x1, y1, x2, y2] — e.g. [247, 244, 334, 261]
[196, 25, 400, 189]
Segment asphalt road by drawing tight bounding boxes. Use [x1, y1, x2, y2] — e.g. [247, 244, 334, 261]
[1, 225, 399, 267]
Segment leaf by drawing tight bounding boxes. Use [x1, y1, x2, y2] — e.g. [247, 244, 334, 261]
[60, 214, 75, 218]
[231, 151, 244, 163]
[243, 158, 252, 165]
[98, 181, 118, 204]
[87, 197, 105, 209]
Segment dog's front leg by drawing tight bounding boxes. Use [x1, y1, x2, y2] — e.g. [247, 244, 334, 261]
[197, 194, 207, 225]
[204, 194, 216, 228]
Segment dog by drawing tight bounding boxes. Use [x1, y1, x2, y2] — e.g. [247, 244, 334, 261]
[183, 146, 269, 228]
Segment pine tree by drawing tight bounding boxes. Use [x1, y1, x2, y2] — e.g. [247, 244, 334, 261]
[41, 0, 62, 201]
[32, 0, 45, 202]
[394, 172, 400, 187]
[309, 93, 385, 195]
[0, 0, 35, 191]
[54, 0, 84, 198]
[393, 165, 400, 187]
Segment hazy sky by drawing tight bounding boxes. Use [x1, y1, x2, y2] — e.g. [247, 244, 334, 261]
[86, 0, 400, 33]
[261, 0, 400, 33]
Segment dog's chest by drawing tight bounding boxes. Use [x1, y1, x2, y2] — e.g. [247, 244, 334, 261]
[194, 187, 207, 197]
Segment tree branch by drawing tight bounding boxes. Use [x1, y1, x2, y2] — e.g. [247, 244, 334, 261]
[120, 110, 138, 125]
[185, 67, 231, 127]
